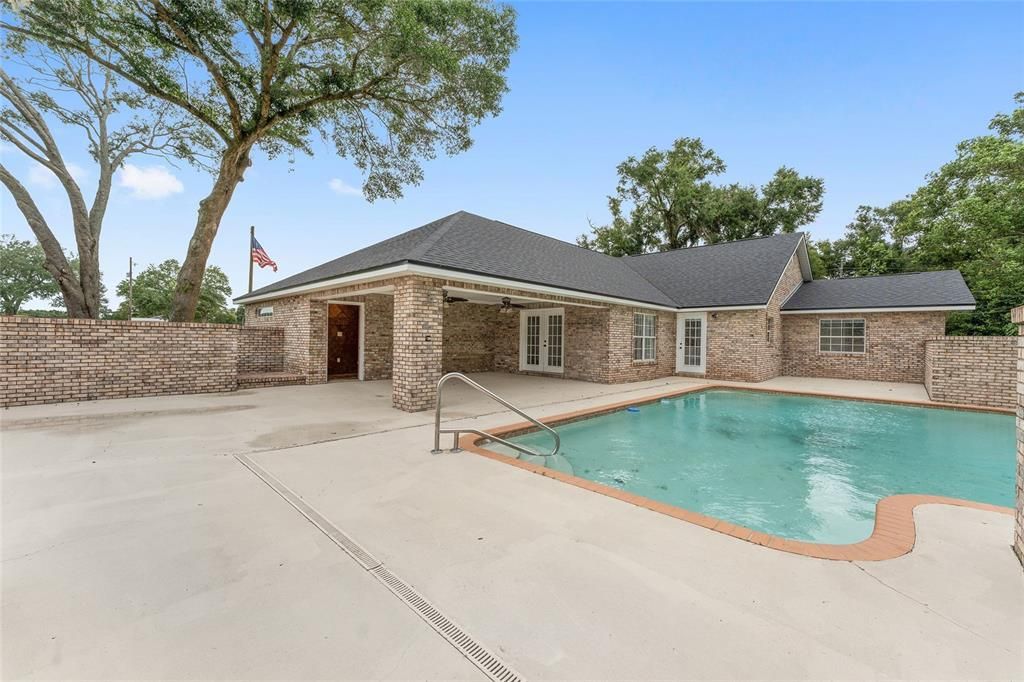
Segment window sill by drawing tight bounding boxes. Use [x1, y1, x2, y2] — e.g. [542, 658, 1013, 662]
[632, 359, 657, 365]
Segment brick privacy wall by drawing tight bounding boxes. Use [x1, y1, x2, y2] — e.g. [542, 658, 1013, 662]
[244, 294, 313, 379]
[237, 327, 284, 373]
[781, 311, 947, 383]
[1, 316, 237, 407]
[1012, 305, 1023, 568]
[392, 276, 443, 411]
[923, 336, 1017, 409]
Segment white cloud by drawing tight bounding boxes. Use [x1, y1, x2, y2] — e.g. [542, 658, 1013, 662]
[328, 177, 361, 196]
[28, 161, 89, 188]
[117, 164, 184, 199]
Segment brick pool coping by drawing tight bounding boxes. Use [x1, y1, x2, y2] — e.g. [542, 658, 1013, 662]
[459, 382, 1015, 562]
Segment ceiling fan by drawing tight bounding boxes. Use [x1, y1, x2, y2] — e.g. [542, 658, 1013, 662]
[497, 296, 526, 313]
[442, 289, 469, 304]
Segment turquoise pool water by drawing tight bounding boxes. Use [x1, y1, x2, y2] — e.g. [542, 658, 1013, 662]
[506, 390, 1015, 544]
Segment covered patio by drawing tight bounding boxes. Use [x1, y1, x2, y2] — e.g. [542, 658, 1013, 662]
[268, 273, 681, 412]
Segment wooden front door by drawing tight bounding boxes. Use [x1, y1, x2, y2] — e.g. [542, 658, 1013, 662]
[328, 304, 360, 378]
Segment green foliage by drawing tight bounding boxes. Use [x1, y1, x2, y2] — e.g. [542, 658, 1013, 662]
[578, 137, 824, 254]
[4, 0, 518, 320]
[815, 93, 1024, 335]
[17, 308, 67, 318]
[113, 259, 236, 323]
[0, 233, 59, 314]
[4, 0, 518, 200]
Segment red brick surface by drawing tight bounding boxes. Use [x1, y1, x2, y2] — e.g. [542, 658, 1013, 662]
[1, 316, 238, 407]
[924, 336, 1016, 410]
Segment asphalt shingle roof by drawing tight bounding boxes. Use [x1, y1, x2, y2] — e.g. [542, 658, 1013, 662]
[622, 232, 806, 308]
[781, 271, 975, 311]
[238, 211, 974, 311]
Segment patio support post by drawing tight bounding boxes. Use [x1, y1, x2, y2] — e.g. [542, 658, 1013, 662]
[392, 276, 444, 411]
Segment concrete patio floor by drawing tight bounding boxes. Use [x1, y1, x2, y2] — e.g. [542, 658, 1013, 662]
[2, 373, 1020, 680]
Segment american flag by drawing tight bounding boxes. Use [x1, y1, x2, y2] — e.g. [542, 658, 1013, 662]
[251, 236, 277, 272]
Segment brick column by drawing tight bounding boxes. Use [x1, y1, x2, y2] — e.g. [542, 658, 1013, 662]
[1012, 305, 1024, 568]
[307, 300, 328, 385]
[392, 276, 443, 411]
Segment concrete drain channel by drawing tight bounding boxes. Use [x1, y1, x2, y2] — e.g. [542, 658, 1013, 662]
[234, 454, 522, 682]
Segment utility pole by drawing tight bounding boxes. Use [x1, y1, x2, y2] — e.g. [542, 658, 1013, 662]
[248, 225, 255, 294]
[127, 257, 134, 320]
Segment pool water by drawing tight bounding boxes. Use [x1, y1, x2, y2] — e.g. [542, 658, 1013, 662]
[506, 390, 1015, 544]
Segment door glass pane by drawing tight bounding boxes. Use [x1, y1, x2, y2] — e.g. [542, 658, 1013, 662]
[547, 314, 563, 368]
[526, 315, 540, 366]
[683, 318, 702, 367]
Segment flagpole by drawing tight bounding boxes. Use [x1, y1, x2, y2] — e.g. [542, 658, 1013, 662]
[248, 225, 254, 294]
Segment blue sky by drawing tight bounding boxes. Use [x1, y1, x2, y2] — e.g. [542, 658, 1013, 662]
[3, 1, 1022, 307]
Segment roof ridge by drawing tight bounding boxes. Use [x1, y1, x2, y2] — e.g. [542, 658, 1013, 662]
[819, 270, 959, 282]
[619, 256, 683, 305]
[405, 211, 465, 260]
[626, 231, 804, 259]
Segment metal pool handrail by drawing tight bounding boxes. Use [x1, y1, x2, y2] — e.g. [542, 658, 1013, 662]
[431, 372, 561, 458]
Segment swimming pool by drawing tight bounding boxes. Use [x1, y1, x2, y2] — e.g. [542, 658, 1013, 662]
[502, 389, 1015, 545]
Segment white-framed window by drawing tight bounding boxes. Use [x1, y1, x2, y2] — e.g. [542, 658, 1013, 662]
[633, 312, 656, 361]
[819, 319, 865, 354]
[766, 315, 774, 345]
[257, 306, 274, 317]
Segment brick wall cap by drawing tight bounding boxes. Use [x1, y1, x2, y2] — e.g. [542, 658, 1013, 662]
[0, 315, 240, 330]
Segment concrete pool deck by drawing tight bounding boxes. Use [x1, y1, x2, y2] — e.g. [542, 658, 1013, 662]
[2, 373, 1021, 679]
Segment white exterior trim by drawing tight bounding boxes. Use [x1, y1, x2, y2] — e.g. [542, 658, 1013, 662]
[237, 264, 411, 304]
[408, 265, 678, 311]
[781, 305, 975, 315]
[324, 300, 365, 381]
[235, 262, 680, 310]
[765, 235, 812, 307]
[676, 311, 708, 374]
[519, 307, 565, 374]
[443, 286, 607, 309]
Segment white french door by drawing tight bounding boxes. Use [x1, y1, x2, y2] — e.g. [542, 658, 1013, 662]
[519, 308, 564, 374]
[676, 312, 707, 374]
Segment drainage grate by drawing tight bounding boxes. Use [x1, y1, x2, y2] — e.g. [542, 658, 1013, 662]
[234, 454, 523, 682]
[369, 565, 523, 682]
[234, 454, 380, 569]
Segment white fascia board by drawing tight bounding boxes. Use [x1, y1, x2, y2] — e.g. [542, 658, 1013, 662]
[237, 263, 680, 311]
[781, 305, 976, 315]
[406, 265, 679, 311]
[766, 236, 812, 310]
[235, 264, 411, 304]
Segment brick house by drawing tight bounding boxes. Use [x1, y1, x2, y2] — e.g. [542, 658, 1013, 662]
[235, 211, 976, 412]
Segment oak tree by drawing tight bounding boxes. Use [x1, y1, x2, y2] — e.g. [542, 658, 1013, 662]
[3, 0, 518, 320]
